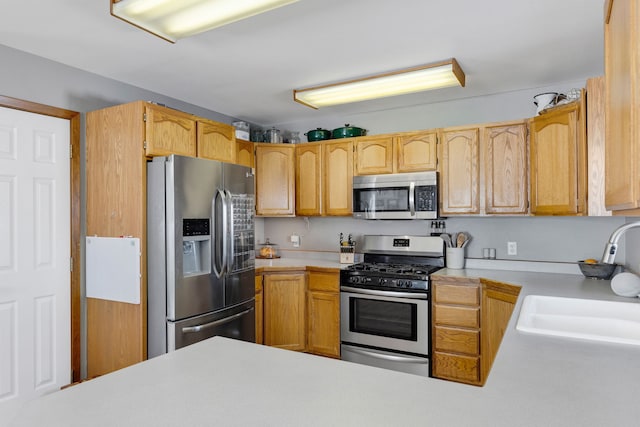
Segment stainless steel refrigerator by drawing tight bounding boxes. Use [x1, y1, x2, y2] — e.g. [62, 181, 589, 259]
[147, 155, 256, 358]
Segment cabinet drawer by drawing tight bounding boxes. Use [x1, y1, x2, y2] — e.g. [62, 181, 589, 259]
[434, 326, 479, 355]
[308, 272, 339, 292]
[434, 304, 479, 328]
[432, 352, 480, 384]
[433, 284, 479, 306]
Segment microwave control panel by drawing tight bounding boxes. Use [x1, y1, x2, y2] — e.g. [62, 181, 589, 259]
[415, 185, 437, 212]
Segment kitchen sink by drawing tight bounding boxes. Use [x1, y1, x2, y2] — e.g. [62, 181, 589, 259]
[516, 295, 640, 346]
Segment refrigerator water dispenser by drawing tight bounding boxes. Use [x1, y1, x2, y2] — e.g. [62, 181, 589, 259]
[182, 218, 211, 276]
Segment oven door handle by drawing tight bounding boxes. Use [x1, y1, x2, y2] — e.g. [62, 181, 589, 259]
[341, 286, 428, 300]
[344, 346, 427, 364]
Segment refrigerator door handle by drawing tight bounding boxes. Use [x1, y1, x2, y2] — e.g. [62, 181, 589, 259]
[181, 307, 255, 333]
[225, 190, 234, 273]
[213, 189, 228, 278]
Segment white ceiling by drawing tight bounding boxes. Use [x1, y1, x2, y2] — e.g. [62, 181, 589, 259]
[1, 0, 604, 126]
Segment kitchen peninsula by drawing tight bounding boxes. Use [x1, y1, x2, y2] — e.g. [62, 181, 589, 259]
[3, 268, 640, 427]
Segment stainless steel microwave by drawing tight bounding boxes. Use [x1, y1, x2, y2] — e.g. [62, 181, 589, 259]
[352, 172, 438, 220]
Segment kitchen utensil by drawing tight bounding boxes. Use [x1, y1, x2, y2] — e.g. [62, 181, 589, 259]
[305, 128, 331, 142]
[577, 260, 618, 280]
[289, 131, 301, 144]
[441, 233, 452, 248]
[456, 232, 468, 248]
[332, 124, 366, 139]
[611, 272, 640, 297]
[263, 127, 282, 143]
[533, 92, 559, 114]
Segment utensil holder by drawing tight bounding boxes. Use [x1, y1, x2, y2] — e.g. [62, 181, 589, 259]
[340, 245, 355, 264]
[446, 247, 465, 269]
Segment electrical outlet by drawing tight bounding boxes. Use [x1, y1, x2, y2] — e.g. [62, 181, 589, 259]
[290, 234, 300, 248]
[507, 241, 517, 256]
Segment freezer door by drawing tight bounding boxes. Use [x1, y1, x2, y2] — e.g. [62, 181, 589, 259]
[167, 155, 224, 321]
[167, 300, 256, 352]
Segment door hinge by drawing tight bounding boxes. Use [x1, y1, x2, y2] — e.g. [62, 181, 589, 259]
[143, 112, 147, 122]
[143, 141, 148, 150]
[70, 256, 73, 272]
[69, 144, 73, 158]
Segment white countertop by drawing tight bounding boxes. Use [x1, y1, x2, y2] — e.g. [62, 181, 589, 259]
[4, 268, 640, 426]
[255, 257, 346, 270]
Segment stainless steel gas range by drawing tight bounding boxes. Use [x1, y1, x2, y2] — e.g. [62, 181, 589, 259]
[340, 235, 445, 377]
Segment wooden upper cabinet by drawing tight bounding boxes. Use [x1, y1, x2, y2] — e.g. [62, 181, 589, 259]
[354, 136, 394, 175]
[196, 119, 236, 163]
[605, 0, 640, 213]
[144, 103, 197, 157]
[530, 101, 586, 215]
[296, 143, 323, 216]
[324, 140, 353, 215]
[440, 127, 480, 215]
[255, 143, 295, 216]
[483, 122, 528, 214]
[396, 130, 438, 172]
[235, 139, 254, 168]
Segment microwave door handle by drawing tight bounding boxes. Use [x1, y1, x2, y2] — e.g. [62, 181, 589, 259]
[409, 182, 416, 216]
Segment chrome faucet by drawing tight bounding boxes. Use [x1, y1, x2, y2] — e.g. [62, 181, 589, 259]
[601, 221, 640, 264]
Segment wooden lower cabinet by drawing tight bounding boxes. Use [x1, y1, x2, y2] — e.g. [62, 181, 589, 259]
[255, 275, 263, 345]
[263, 272, 306, 351]
[257, 268, 340, 358]
[306, 270, 340, 358]
[431, 276, 520, 386]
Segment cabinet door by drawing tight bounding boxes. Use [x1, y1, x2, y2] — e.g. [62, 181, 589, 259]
[354, 136, 394, 175]
[307, 290, 340, 358]
[307, 271, 340, 358]
[440, 127, 480, 215]
[197, 119, 236, 163]
[255, 275, 263, 345]
[483, 122, 528, 214]
[144, 104, 197, 157]
[255, 144, 295, 216]
[296, 143, 322, 216]
[324, 140, 353, 215]
[396, 131, 438, 172]
[530, 104, 584, 215]
[235, 139, 254, 168]
[605, 0, 640, 212]
[263, 273, 306, 351]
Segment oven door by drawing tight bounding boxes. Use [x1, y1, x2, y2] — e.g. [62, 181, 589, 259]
[340, 287, 429, 356]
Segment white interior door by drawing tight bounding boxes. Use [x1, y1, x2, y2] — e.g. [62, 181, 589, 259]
[0, 106, 70, 405]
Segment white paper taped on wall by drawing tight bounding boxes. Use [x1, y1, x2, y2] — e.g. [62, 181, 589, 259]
[86, 236, 141, 304]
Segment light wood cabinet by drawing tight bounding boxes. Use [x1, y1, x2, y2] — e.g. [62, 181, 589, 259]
[295, 140, 353, 216]
[255, 275, 263, 345]
[144, 103, 197, 157]
[604, 0, 640, 214]
[295, 143, 322, 216]
[530, 100, 586, 215]
[255, 143, 295, 216]
[236, 139, 254, 168]
[396, 130, 438, 172]
[482, 122, 528, 214]
[196, 118, 236, 163]
[263, 272, 306, 351]
[431, 276, 520, 386]
[306, 270, 340, 358]
[355, 136, 394, 175]
[440, 121, 528, 216]
[440, 126, 481, 215]
[354, 131, 438, 175]
[323, 140, 353, 215]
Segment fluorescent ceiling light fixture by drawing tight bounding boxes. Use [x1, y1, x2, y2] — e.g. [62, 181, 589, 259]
[294, 59, 466, 109]
[111, 0, 299, 43]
